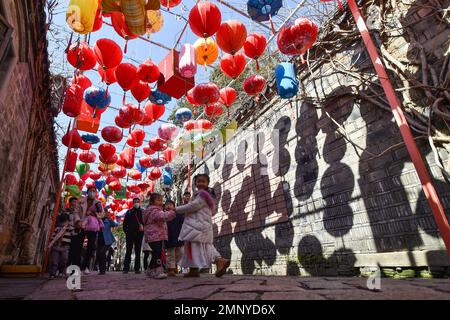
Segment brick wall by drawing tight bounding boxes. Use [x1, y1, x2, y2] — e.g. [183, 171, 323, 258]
[186, 1, 450, 275]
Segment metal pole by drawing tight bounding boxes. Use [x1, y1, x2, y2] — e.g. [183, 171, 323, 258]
[347, 0, 450, 255]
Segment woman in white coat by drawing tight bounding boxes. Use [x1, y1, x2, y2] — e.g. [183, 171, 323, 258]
[175, 174, 230, 277]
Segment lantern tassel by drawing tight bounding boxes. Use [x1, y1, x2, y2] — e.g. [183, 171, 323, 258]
[124, 39, 128, 54]
[269, 14, 276, 35]
[122, 92, 126, 105]
[255, 59, 260, 71]
[105, 85, 109, 97]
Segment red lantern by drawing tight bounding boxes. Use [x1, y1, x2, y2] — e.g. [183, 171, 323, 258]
[160, 0, 181, 9]
[71, 73, 92, 91]
[149, 167, 162, 180]
[183, 120, 197, 131]
[112, 166, 127, 179]
[106, 175, 119, 185]
[197, 119, 213, 130]
[148, 137, 167, 152]
[80, 170, 92, 182]
[219, 87, 236, 110]
[128, 169, 142, 180]
[62, 84, 83, 117]
[243, 75, 266, 96]
[90, 171, 101, 180]
[115, 63, 138, 102]
[98, 67, 117, 86]
[78, 179, 85, 190]
[62, 129, 83, 149]
[79, 150, 96, 163]
[120, 147, 136, 169]
[115, 115, 132, 129]
[110, 11, 138, 53]
[188, 1, 222, 38]
[131, 81, 150, 103]
[137, 182, 150, 191]
[99, 153, 117, 165]
[277, 18, 318, 59]
[164, 148, 177, 163]
[216, 20, 247, 55]
[94, 38, 123, 70]
[66, 151, 78, 172]
[140, 104, 154, 126]
[65, 173, 78, 185]
[99, 143, 116, 161]
[143, 145, 156, 155]
[67, 42, 97, 71]
[192, 83, 220, 105]
[92, 0, 103, 31]
[205, 103, 223, 118]
[101, 126, 123, 144]
[186, 88, 201, 106]
[127, 184, 142, 194]
[220, 52, 246, 79]
[119, 104, 144, 125]
[127, 129, 146, 148]
[139, 156, 152, 168]
[79, 141, 92, 151]
[145, 101, 165, 121]
[244, 33, 267, 70]
[137, 60, 160, 83]
[109, 180, 122, 191]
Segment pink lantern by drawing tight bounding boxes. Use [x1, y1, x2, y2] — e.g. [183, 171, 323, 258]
[179, 44, 197, 78]
[158, 123, 179, 141]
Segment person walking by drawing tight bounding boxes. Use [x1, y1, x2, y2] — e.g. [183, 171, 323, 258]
[96, 210, 118, 275]
[48, 213, 72, 279]
[165, 200, 184, 277]
[80, 203, 103, 275]
[122, 197, 144, 274]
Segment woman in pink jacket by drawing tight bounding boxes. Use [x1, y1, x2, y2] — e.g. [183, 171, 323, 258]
[143, 193, 175, 279]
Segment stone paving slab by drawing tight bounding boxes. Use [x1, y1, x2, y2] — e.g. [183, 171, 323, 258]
[0, 273, 448, 300]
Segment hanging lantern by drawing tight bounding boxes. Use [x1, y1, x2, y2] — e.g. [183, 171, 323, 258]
[145, 101, 165, 121]
[179, 44, 197, 78]
[127, 184, 142, 194]
[115, 63, 138, 103]
[160, 0, 181, 10]
[99, 143, 116, 161]
[143, 145, 156, 155]
[192, 83, 220, 105]
[183, 120, 197, 132]
[115, 115, 132, 130]
[121, 0, 147, 36]
[275, 62, 299, 99]
[205, 103, 223, 119]
[76, 162, 90, 176]
[127, 129, 146, 147]
[219, 87, 237, 111]
[94, 38, 123, 71]
[71, 73, 92, 91]
[62, 84, 83, 118]
[119, 104, 144, 125]
[92, 1, 103, 31]
[193, 37, 219, 66]
[140, 104, 154, 126]
[90, 171, 102, 181]
[66, 0, 99, 34]
[128, 169, 142, 180]
[98, 67, 117, 86]
[186, 88, 201, 106]
[277, 18, 318, 60]
[83, 86, 111, 117]
[149, 167, 162, 180]
[163, 148, 177, 163]
[109, 180, 123, 192]
[101, 126, 123, 144]
[110, 11, 138, 53]
[175, 107, 193, 123]
[65, 173, 79, 186]
[137, 60, 160, 83]
[131, 81, 150, 103]
[79, 141, 92, 151]
[79, 151, 96, 163]
[149, 137, 168, 152]
[120, 147, 136, 169]
[76, 101, 103, 133]
[158, 124, 179, 141]
[98, 163, 115, 172]
[100, 153, 118, 165]
[216, 20, 247, 55]
[243, 75, 266, 96]
[62, 129, 83, 149]
[149, 88, 171, 105]
[66, 151, 78, 172]
[244, 33, 267, 70]
[81, 133, 100, 144]
[139, 156, 152, 168]
[146, 10, 164, 34]
[112, 166, 127, 179]
[197, 119, 213, 131]
[220, 52, 246, 79]
[247, 0, 282, 34]
[188, 1, 222, 38]
[67, 42, 97, 71]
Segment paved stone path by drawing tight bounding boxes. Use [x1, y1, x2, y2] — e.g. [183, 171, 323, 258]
[1, 273, 444, 300]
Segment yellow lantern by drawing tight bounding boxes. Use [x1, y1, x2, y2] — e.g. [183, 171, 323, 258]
[193, 37, 219, 66]
[146, 10, 164, 34]
[99, 162, 115, 171]
[66, 0, 99, 34]
[121, 0, 147, 35]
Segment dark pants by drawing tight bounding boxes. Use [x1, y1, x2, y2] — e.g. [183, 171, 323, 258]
[96, 233, 110, 273]
[143, 251, 151, 270]
[69, 231, 84, 267]
[81, 231, 97, 271]
[123, 232, 144, 272]
[149, 241, 164, 270]
[49, 245, 69, 276]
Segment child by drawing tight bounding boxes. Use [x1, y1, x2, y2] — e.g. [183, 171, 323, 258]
[96, 210, 118, 275]
[80, 203, 103, 275]
[48, 213, 72, 279]
[143, 193, 175, 279]
[175, 174, 230, 277]
[142, 237, 152, 271]
[165, 200, 184, 277]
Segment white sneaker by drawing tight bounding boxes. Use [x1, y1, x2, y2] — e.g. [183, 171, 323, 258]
[83, 268, 90, 275]
[154, 272, 167, 279]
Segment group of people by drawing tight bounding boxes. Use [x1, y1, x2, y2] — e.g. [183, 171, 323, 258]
[48, 173, 231, 280]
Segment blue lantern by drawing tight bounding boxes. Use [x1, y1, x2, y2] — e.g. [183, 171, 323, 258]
[163, 166, 173, 186]
[275, 62, 299, 99]
[136, 162, 146, 173]
[95, 179, 106, 191]
[84, 86, 111, 117]
[175, 107, 193, 123]
[149, 89, 172, 105]
[81, 133, 100, 144]
[247, 0, 282, 33]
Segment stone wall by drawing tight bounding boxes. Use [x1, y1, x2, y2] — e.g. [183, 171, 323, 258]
[185, 0, 450, 276]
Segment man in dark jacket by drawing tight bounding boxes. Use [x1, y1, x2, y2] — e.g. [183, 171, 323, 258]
[122, 198, 144, 274]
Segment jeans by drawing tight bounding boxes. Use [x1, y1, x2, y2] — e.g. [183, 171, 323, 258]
[148, 241, 164, 270]
[123, 232, 144, 272]
[81, 231, 97, 271]
[49, 245, 69, 276]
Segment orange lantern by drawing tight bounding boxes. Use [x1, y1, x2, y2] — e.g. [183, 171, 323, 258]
[216, 20, 247, 55]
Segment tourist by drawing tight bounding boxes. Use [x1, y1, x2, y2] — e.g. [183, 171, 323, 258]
[165, 200, 184, 277]
[122, 197, 144, 274]
[142, 237, 152, 271]
[48, 213, 72, 279]
[175, 174, 230, 278]
[96, 210, 118, 275]
[106, 247, 114, 271]
[182, 191, 191, 205]
[65, 197, 81, 266]
[143, 193, 175, 279]
[80, 203, 103, 275]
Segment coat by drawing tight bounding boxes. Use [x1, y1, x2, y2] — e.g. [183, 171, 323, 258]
[142, 205, 176, 243]
[77, 197, 103, 222]
[166, 213, 184, 248]
[102, 218, 118, 246]
[175, 189, 216, 244]
[83, 215, 103, 232]
[123, 207, 144, 235]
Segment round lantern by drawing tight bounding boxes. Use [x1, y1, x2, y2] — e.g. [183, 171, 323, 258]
[120, 0, 146, 36]
[216, 20, 247, 55]
[119, 104, 144, 125]
[127, 129, 146, 148]
[120, 147, 136, 169]
[244, 33, 267, 70]
[94, 38, 123, 70]
[115, 115, 132, 129]
[76, 162, 90, 176]
[193, 37, 219, 66]
[137, 60, 160, 83]
[175, 108, 193, 123]
[62, 84, 83, 117]
[98, 67, 117, 86]
[163, 148, 177, 163]
[83, 86, 111, 116]
[109, 180, 122, 192]
[189, 1, 222, 38]
[65, 173, 78, 186]
[79, 151, 96, 163]
[219, 87, 237, 113]
[62, 129, 83, 149]
[140, 104, 154, 126]
[81, 133, 100, 144]
[192, 83, 220, 105]
[179, 43, 197, 78]
[149, 89, 171, 105]
[146, 10, 164, 34]
[275, 62, 299, 99]
[158, 124, 179, 141]
[128, 169, 142, 180]
[183, 120, 197, 131]
[79, 141, 91, 151]
[98, 163, 115, 172]
[131, 81, 151, 103]
[110, 11, 138, 52]
[101, 126, 123, 144]
[66, 42, 97, 71]
[148, 137, 168, 152]
[139, 156, 152, 168]
[205, 103, 223, 119]
[115, 63, 138, 103]
[90, 171, 101, 181]
[186, 88, 201, 106]
[143, 145, 156, 155]
[66, 0, 99, 34]
[277, 18, 318, 59]
[145, 101, 165, 121]
[71, 73, 92, 91]
[160, 0, 181, 10]
[149, 167, 162, 180]
[99, 153, 118, 165]
[197, 119, 213, 131]
[112, 166, 127, 179]
[220, 52, 246, 79]
[99, 143, 116, 161]
[247, 0, 282, 34]
[243, 75, 266, 96]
